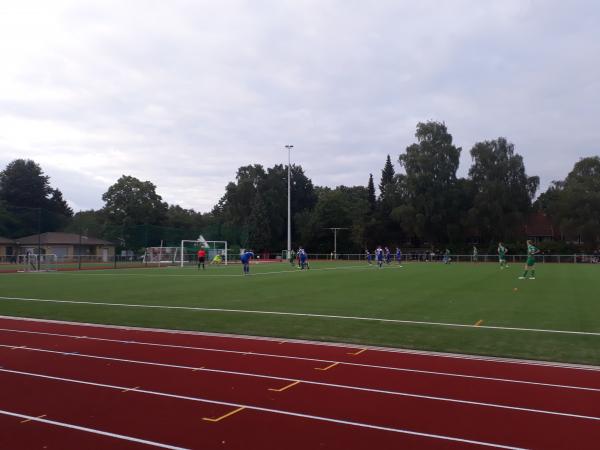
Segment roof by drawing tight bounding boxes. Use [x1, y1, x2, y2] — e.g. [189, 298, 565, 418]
[523, 212, 556, 237]
[0, 237, 14, 244]
[15, 232, 115, 246]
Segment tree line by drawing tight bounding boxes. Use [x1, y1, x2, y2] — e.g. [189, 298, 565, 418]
[1, 120, 599, 253]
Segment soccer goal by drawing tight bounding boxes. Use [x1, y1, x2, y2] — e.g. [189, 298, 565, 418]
[180, 236, 228, 267]
[17, 253, 58, 272]
[143, 246, 180, 266]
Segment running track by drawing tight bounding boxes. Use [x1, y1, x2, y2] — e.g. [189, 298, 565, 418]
[0, 316, 599, 449]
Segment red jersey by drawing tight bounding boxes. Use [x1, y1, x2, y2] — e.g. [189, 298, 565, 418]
[197, 250, 206, 258]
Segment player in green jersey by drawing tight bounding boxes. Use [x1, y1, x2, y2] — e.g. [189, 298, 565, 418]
[519, 240, 539, 279]
[497, 242, 508, 269]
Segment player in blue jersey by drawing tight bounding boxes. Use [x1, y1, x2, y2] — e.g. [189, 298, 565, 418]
[375, 246, 384, 268]
[365, 249, 372, 265]
[240, 250, 255, 275]
[299, 247, 309, 270]
[395, 247, 402, 266]
[384, 247, 391, 264]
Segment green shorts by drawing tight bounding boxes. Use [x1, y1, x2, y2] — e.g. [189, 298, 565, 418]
[526, 257, 536, 266]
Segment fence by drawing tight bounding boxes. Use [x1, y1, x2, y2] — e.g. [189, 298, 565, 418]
[181, 252, 600, 265]
[1, 252, 598, 273]
[0, 254, 147, 272]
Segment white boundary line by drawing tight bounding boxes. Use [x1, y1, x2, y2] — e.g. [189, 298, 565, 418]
[4, 342, 600, 414]
[2, 295, 600, 337]
[2, 264, 388, 278]
[0, 367, 527, 450]
[2, 315, 598, 371]
[0, 408, 189, 450]
[1, 329, 599, 392]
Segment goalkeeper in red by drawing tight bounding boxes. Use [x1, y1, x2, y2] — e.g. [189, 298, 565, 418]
[519, 240, 539, 280]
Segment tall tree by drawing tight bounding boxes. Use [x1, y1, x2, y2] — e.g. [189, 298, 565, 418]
[247, 192, 272, 251]
[102, 175, 168, 226]
[540, 156, 600, 249]
[467, 137, 539, 242]
[214, 163, 316, 250]
[379, 155, 395, 201]
[300, 186, 370, 252]
[367, 174, 376, 211]
[0, 159, 72, 236]
[398, 121, 462, 243]
[0, 159, 51, 208]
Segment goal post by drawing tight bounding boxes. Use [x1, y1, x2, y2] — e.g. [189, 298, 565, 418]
[17, 253, 58, 272]
[180, 236, 228, 267]
[143, 246, 180, 266]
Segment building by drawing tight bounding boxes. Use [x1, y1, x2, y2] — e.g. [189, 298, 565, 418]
[0, 237, 16, 260]
[523, 211, 560, 243]
[15, 232, 116, 261]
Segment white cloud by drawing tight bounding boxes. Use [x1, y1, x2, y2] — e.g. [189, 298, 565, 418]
[0, 0, 599, 211]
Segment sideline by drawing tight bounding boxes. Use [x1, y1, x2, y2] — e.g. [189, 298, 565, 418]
[1, 295, 600, 337]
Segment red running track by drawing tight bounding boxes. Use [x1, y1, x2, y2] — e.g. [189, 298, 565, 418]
[0, 316, 599, 450]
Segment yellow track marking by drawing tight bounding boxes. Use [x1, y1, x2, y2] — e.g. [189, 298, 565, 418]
[474, 320, 484, 327]
[121, 386, 140, 393]
[268, 380, 300, 392]
[21, 414, 46, 424]
[315, 362, 340, 371]
[202, 406, 246, 423]
[347, 348, 367, 356]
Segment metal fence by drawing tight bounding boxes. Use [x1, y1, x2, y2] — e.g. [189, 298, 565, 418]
[192, 252, 600, 264]
[1, 252, 598, 273]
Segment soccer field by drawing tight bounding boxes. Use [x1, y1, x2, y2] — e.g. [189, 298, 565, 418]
[0, 261, 599, 365]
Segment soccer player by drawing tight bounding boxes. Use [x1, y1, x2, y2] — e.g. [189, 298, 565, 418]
[385, 247, 391, 264]
[288, 249, 296, 267]
[519, 240, 539, 280]
[197, 248, 206, 270]
[299, 248, 309, 270]
[375, 246, 384, 268]
[365, 249, 372, 265]
[395, 247, 402, 266]
[472, 246, 478, 263]
[240, 250, 254, 275]
[498, 242, 508, 269]
[443, 248, 451, 264]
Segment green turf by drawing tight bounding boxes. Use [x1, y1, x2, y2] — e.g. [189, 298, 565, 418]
[0, 261, 599, 365]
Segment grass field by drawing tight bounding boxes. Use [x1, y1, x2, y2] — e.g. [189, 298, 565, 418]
[0, 261, 599, 365]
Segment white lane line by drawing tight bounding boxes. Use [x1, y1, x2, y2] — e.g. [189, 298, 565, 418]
[1, 328, 598, 392]
[1, 296, 599, 337]
[3, 344, 599, 420]
[2, 315, 598, 371]
[0, 408, 189, 450]
[0, 368, 526, 450]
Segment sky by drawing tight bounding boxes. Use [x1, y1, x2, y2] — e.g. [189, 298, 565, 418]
[1, 0, 599, 212]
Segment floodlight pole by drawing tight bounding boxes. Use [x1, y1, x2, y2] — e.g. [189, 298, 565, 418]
[325, 227, 348, 259]
[285, 145, 294, 258]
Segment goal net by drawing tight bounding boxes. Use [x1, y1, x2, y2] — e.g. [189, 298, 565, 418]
[17, 253, 58, 272]
[143, 247, 180, 266]
[180, 236, 228, 267]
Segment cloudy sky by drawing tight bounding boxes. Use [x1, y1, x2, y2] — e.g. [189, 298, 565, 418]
[1, 0, 599, 212]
